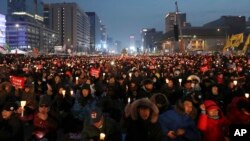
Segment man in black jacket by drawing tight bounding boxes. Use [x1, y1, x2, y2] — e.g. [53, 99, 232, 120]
[0, 102, 23, 141]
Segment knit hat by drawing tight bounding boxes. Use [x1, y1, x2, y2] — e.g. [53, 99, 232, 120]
[90, 108, 103, 123]
[2, 102, 18, 111]
[204, 100, 220, 111]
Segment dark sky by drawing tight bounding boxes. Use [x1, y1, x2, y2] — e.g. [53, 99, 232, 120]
[2, 0, 250, 48]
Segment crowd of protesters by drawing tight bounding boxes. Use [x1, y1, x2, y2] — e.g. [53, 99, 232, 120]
[0, 53, 250, 141]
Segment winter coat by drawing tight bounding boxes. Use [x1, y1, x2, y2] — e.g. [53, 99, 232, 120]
[82, 116, 122, 141]
[124, 98, 164, 141]
[0, 114, 23, 141]
[227, 96, 250, 125]
[159, 108, 201, 141]
[197, 100, 229, 141]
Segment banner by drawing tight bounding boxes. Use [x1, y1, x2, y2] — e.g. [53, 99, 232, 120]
[242, 34, 250, 54]
[90, 68, 100, 78]
[230, 33, 243, 47]
[223, 36, 232, 51]
[10, 76, 25, 89]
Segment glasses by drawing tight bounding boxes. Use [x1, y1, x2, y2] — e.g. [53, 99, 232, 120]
[39, 105, 48, 108]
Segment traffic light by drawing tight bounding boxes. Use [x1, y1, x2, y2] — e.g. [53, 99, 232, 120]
[174, 24, 179, 41]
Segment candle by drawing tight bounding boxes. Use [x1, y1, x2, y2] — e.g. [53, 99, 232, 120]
[100, 133, 106, 140]
[20, 101, 26, 117]
[129, 72, 132, 78]
[165, 78, 169, 84]
[128, 98, 131, 104]
[62, 90, 66, 97]
[178, 78, 182, 84]
[233, 80, 237, 86]
[75, 77, 79, 84]
[245, 93, 249, 99]
[70, 90, 74, 96]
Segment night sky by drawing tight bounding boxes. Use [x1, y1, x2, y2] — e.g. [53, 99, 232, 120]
[1, 0, 250, 48]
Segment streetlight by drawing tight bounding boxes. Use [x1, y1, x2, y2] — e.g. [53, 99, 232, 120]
[15, 24, 19, 49]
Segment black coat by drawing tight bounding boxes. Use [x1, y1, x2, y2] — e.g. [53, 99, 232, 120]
[0, 114, 23, 141]
[125, 118, 164, 141]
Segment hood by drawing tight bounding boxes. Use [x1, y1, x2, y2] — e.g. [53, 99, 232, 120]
[125, 98, 159, 123]
[203, 100, 220, 111]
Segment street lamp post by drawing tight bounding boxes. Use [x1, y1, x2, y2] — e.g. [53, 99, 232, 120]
[15, 24, 19, 49]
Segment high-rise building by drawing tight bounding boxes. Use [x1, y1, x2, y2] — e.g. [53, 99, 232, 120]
[141, 28, 163, 52]
[203, 16, 246, 35]
[44, 3, 90, 53]
[86, 12, 103, 53]
[7, 0, 44, 24]
[0, 14, 6, 48]
[165, 12, 187, 33]
[6, 0, 58, 53]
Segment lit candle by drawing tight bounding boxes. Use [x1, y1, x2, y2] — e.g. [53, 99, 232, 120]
[129, 72, 132, 78]
[179, 78, 182, 86]
[62, 90, 66, 97]
[20, 101, 26, 117]
[128, 97, 131, 104]
[165, 78, 169, 84]
[245, 93, 249, 99]
[100, 133, 106, 141]
[70, 90, 74, 96]
[75, 77, 79, 84]
[233, 80, 237, 86]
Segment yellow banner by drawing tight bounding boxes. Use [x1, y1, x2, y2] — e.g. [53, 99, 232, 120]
[242, 34, 250, 54]
[230, 33, 243, 47]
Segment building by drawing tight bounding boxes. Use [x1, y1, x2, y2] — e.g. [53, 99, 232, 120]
[86, 12, 103, 53]
[141, 28, 163, 52]
[0, 14, 6, 48]
[159, 27, 227, 53]
[44, 3, 90, 54]
[165, 12, 188, 33]
[203, 16, 246, 35]
[7, 0, 44, 24]
[6, 0, 58, 54]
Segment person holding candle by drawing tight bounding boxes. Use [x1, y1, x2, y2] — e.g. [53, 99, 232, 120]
[123, 98, 164, 141]
[82, 107, 122, 141]
[31, 96, 58, 141]
[0, 102, 23, 141]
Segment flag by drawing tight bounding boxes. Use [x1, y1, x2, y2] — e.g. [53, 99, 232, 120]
[223, 36, 232, 52]
[230, 33, 244, 47]
[242, 34, 250, 54]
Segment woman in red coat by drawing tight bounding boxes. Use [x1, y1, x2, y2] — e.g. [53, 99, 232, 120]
[197, 100, 230, 141]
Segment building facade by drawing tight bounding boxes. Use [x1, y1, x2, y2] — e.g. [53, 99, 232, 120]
[45, 3, 90, 54]
[165, 12, 187, 33]
[6, 0, 58, 54]
[86, 12, 103, 53]
[0, 14, 6, 48]
[160, 27, 226, 53]
[141, 28, 163, 52]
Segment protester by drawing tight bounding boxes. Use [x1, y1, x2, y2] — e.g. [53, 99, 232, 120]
[197, 100, 230, 141]
[0, 102, 23, 141]
[82, 107, 122, 141]
[123, 98, 164, 141]
[159, 98, 201, 141]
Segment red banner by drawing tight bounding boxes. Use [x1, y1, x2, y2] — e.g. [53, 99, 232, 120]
[10, 76, 25, 89]
[90, 68, 100, 78]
